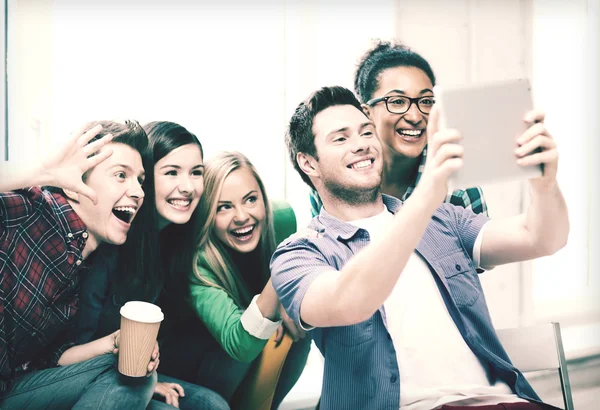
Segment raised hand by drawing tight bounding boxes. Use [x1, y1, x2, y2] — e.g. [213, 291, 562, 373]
[418, 106, 464, 204]
[515, 110, 559, 191]
[41, 123, 114, 204]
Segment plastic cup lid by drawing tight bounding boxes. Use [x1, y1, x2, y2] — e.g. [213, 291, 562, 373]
[120, 301, 164, 323]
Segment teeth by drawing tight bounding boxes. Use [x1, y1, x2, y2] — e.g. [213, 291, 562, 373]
[233, 226, 254, 234]
[113, 206, 135, 214]
[398, 129, 422, 136]
[168, 199, 191, 207]
[351, 160, 372, 170]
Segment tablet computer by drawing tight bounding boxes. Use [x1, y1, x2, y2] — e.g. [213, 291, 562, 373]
[434, 79, 542, 189]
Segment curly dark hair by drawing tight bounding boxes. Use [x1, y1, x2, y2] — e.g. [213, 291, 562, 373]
[354, 40, 436, 103]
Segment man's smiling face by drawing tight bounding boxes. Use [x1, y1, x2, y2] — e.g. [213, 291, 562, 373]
[311, 104, 383, 203]
[74, 142, 145, 250]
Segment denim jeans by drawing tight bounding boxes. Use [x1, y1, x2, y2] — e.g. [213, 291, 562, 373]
[0, 354, 156, 410]
[147, 374, 229, 410]
[161, 333, 311, 410]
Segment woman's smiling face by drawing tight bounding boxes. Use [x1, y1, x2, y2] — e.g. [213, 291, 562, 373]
[154, 143, 204, 229]
[213, 167, 266, 254]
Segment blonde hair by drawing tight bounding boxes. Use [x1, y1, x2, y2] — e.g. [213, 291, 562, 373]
[192, 151, 275, 307]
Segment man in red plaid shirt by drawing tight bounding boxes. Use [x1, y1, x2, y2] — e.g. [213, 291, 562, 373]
[0, 122, 159, 409]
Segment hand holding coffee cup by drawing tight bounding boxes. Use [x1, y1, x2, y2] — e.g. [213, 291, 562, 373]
[118, 301, 164, 377]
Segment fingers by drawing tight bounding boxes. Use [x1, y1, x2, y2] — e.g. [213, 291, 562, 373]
[86, 147, 113, 171]
[515, 134, 556, 159]
[83, 133, 114, 156]
[152, 342, 160, 360]
[432, 142, 464, 167]
[172, 383, 185, 397]
[147, 358, 159, 375]
[517, 122, 550, 147]
[274, 325, 284, 346]
[426, 105, 440, 140]
[524, 109, 546, 124]
[76, 183, 99, 205]
[76, 124, 104, 147]
[516, 148, 558, 167]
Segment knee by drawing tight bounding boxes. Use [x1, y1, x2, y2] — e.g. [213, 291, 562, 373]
[187, 387, 230, 410]
[116, 371, 157, 407]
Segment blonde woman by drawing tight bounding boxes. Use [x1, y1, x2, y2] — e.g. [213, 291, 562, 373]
[184, 152, 310, 408]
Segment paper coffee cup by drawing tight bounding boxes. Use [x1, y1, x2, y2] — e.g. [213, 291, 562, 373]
[118, 301, 164, 377]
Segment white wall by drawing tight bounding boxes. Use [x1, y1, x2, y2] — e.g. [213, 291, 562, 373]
[6, 0, 599, 340]
[531, 0, 600, 325]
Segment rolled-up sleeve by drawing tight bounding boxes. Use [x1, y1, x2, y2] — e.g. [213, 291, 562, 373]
[439, 203, 491, 259]
[270, 238, 336, 328]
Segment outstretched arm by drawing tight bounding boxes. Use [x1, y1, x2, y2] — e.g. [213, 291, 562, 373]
[0, 124, 113, 204]
[480, 110, 569, 268]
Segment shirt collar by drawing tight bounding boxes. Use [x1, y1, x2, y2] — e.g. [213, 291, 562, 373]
[317, 194, 403, 240]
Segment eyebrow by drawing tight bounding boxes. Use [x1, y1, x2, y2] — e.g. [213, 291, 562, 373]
[159, 164, 205, 170]
[385, 88, 434, 96]
[110, 164, 145, 177]
[327, 121, 375, 140]
[218, 190, 258, 204]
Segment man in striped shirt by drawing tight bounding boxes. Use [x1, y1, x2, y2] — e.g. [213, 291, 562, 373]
[272, 86, 568, 410]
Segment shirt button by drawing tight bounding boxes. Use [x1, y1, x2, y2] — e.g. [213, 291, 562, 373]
[67, 233, 73, 238]
[76, 259, 82, 266]
[455, 264, 461, 271]
[82, 232, 88, 239]
[390, 375, 397, 383]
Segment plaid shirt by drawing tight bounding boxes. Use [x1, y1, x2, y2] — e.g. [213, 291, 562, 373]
[0, 187, 88, 394]
[310, 147, 489, 217]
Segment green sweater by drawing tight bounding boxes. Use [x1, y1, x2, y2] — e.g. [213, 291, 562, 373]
[189, 266, 268, 363]
[189, 201, 296, 364]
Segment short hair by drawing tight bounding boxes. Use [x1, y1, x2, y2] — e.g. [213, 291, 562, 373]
[83, 120, 149, 181]
[354, 40, 436, 103]
[286, 86, 363, 189]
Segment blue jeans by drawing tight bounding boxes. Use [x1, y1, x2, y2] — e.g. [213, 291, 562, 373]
[163, 335, 311, 409]
[147, 374, 229, 410]
[0, 354, 156, 410]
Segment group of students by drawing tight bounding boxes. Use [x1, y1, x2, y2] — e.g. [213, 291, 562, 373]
[0, 39, 568, 410]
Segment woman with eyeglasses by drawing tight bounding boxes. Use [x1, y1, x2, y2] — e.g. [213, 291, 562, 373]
[309, 40, 489, 217]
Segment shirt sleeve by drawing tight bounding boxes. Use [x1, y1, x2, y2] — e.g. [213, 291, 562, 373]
[439, 203, 491, 260]
[188, 270, 271, 363]
[270, 237, 337, 329]
[240, 295, 281, 339]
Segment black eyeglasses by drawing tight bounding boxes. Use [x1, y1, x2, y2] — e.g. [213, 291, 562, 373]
[366, 95, 435, 115]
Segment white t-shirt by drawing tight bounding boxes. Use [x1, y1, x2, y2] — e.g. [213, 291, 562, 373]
[350, 207, 526, 410]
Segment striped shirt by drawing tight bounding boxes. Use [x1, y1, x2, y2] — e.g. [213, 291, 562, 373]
[271, 194, 541, 410]
[310, 147, 489, 217]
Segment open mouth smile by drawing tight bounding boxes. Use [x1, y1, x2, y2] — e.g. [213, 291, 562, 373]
[347, 158, 375, 170]
[229, 225, 256, 242]
[396, 128, 425, 142]
[112, 206, 137, 225]
[167, 198, 192, 210]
